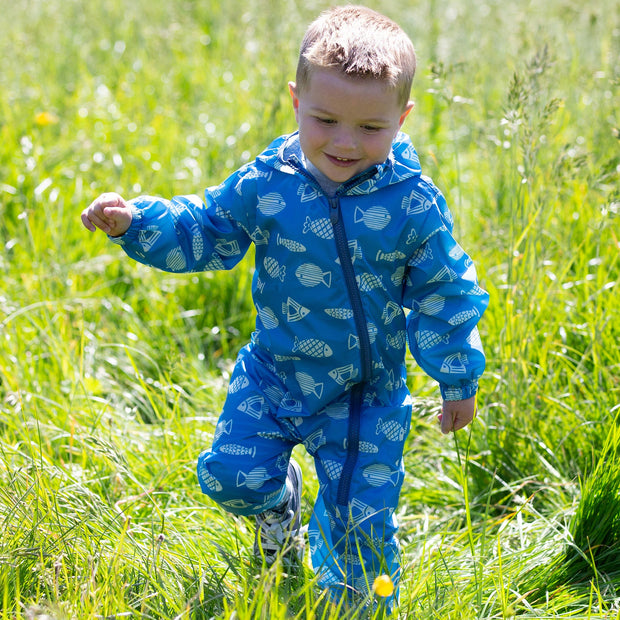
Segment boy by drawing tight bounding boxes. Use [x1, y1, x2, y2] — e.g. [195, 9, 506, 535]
[82, 5, 488, 611]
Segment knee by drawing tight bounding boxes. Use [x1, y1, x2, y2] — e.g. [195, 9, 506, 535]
[197, 450, 283, 516]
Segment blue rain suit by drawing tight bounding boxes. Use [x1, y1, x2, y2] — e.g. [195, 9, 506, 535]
[111, 131, 488, 601]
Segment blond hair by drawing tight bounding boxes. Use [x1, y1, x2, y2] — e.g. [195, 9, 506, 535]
[295, 5, 416, 109]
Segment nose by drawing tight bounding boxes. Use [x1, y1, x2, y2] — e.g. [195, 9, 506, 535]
[332, 126, 357, 151]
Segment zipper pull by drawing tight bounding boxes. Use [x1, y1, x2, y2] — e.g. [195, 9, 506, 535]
[329, 198, 339, 225]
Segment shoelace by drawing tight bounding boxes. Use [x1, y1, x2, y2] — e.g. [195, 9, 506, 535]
[257, 509, 307, 554]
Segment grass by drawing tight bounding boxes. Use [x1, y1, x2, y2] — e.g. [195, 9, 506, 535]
[0, 0, 619, 617]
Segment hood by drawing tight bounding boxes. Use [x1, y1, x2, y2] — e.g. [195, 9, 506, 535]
[256, 131, 423, 193]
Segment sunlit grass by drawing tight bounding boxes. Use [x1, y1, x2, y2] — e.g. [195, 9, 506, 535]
[1, 0, 619, 617]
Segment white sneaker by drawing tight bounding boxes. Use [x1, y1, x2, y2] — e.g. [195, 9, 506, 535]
[254, 459, 304, 564]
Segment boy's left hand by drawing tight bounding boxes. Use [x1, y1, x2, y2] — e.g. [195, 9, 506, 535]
[438, 396, 476, 434]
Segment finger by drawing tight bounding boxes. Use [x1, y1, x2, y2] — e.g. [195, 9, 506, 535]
[81, 211, 97, 232]
[440, 411, 454, 435]
[84, 209, 112, 233]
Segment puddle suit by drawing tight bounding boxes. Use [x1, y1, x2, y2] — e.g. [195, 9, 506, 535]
[110, 131, 489, 605]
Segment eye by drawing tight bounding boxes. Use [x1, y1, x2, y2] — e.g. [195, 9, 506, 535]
[362, 125, 381, 133]
[315, 116, 336, 125]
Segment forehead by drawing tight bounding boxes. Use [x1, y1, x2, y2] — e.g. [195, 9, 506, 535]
[301, 68, 402, 119]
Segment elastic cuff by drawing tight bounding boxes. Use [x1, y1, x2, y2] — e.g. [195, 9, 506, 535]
[440, 381, 478, 401]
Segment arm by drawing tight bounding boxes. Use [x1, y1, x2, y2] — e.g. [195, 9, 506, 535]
[402, 191, 489, 416]
[81, 167, 258, 273]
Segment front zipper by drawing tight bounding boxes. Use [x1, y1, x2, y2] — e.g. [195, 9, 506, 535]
[329, 196, 372, 505]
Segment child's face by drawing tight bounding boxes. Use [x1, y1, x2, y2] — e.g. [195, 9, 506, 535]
[289, 68, 413, 184]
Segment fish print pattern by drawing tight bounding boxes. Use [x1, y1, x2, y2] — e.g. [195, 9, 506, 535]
[303, 216, 334, 239]
[376, 418, 406, 442]
[282, 297, 310, 322]
[296, 263, 332, 288]
[354, 205, 391, 230]
[257, 192, 286, 215]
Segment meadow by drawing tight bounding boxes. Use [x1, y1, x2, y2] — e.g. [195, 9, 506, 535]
[0, 0, 618, 617]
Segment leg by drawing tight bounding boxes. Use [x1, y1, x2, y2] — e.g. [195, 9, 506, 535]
[305, 390, 411, 610]
[197, 345, 297, 516]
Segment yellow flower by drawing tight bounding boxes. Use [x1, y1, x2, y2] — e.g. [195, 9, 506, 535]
[372, 574, 394, 597]
[35, 111, 59, 126]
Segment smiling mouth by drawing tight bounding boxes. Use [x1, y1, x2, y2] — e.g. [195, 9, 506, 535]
[327, 154, 359, 166]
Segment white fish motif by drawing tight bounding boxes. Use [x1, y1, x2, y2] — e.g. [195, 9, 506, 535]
[276, 234, 306, 252]
[222, 498, 252, 509]
[138, 227, 162, 252]
[441, 352, 468, 374]
[250, 226, 270, 245]
[264, 257, 286, 282]
[214, 419, 232, 441]
[293, 337, 333, 358]
[348, 239, 363, 263]
[257, 305, 279, 329]
[356, 273, 384, 292]
[228, 375, 250, 394]
[448, 307, 480, 325]
[467, 328, 483, 351]
[408, 244, 433, 266]
[348, 334, 360, 350]
[199, 469, 223, 493]
[236, 467, 269, 490]
[321, 402, 349, 419]
[296, 263, 332, 288]
[325, 308, 354, 320]
[376, 249, 406, 262]
[354, 205, 391, 230]
[411, 294, 446, 317]
[323, 459, 343, 480]
[304, 429, 327, 452]
[214, 239, 241, 257]
[188, 223, 204, 260]
[428, 265, 458, 283]
[401, 188, 435, 215]
[220, 443, 257, 457]
[295, 372, 324, 398]
[376, 417, 406, 441]
[166, 247, 186, 271]
[328, 364, 359, 385]
[382, 301, 401, 325]
[366, 322, 378, 343]
[387, 330, 406, 349]
[257, 430, 287, 440]
[348, 498, 376, 520]
[279, 394, 303, 412]
[257, 192, 286, 215]
[282, 297, 310, 322]
[448, 243, 466, 261]
[391, 266, 406, 287]
[362, 463, 400, 487]
[359, 441, 379, 453]
[415, 330, 450, 351]
[297, 184, 321, 202]
[237, 395, 269, 419]
[205, 256, 225, 270]
[303, 216, 333, 239]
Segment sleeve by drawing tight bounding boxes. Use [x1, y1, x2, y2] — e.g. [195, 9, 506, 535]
[403, 191, 489, 401]
[108, 166, 257, 273]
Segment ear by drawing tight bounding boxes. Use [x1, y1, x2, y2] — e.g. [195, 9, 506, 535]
[398, 101, 415, 128]
[289, 81, 300, 122]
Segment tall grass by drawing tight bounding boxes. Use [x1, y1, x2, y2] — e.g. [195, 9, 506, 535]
[1, 0, 619, 617]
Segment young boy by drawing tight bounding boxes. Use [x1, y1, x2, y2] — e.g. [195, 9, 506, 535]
[82, 4, 488, 611]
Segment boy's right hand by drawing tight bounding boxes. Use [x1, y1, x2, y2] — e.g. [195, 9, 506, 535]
[81, 192, 132, 237]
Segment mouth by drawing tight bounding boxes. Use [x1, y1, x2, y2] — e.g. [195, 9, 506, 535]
[326, 154, 360, 167]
